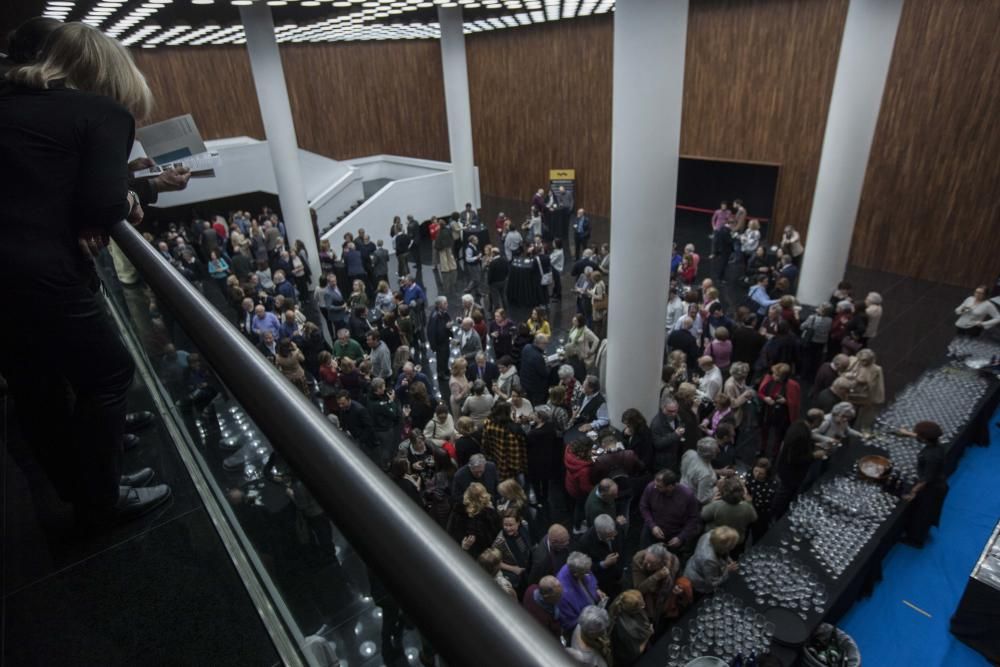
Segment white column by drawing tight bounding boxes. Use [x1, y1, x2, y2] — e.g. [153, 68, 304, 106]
[240, 3, 319, 278]
[797, 0, 904, 305]
[606, 0, 688, 424]
[438, 7, 477, 212]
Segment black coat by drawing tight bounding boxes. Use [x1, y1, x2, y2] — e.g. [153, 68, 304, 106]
[650, 412, 683, 473]
[667, 328, 700, 371]
[731, 325, 767, 367]
[526, 422, 561, 482]
[426, 309, 452, 348]
[577, 526, 625, 595]
[466, 361, 500, 386]
[519, 343, 549, 396]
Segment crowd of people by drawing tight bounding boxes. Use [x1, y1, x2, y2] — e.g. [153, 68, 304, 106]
[1, 16, 986, 667]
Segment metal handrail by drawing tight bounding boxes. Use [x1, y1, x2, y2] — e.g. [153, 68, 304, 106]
[109, 221, 575, 667]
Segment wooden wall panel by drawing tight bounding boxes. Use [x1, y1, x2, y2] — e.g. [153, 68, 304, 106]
[132, 47, 265, 140]
[280, 41, 449, 161]
[851, 0, 1000, 287]
[132, 42, 450, 162]
[466, 16, 614, 216]
[680, 0, 848, 239]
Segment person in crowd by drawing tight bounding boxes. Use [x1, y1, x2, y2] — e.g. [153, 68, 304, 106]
[584, 479, 624, 528]
[780, 225, 804, 265]
[812, 351, 847, 397]
[448, 357, 471, 418]
[564, 438, 596, 532]
[367, 377, 401, 466]
[331, 327, 363, 363]
[608, 589, 655, 666]
[365, 330, 392, 380]
[954, 285, 1000, 335]
[828, 300, 855, 359]
[704, 324, 733, 374]
[450, 481, 502, 559]
[481, 400, 527, 481]
[451, 416, 480, 468]
[526, 523, 572, 587]
[522, 575, 564, 638]
[541, 385, 573, 436]
[462, 379, 496, 428]
[683, 526, 740, 594]
[577, 514, 625, 599]
[621, 407, 655, 475]
[556, 552, 605, 635]
[702, 394, 735, 439]
[845, 348, 885, 431]
[701, 476, 757, 545]
[739, 219, 761, 268]
[772, 409, 826, 518]
[695, 355, 724, 402]
[492, 509, 532, 593]
[485, 248, 510, 313]
[423, 403, 457, 448]
[680, 437, 720, 505]
[572, 375, 610, 433]
[520, 333, 551, 407]
[588, 271, 609, 338]
[524, 408, 560, 507]
[477, 547, 516, 598]
[489, 356, 519, 402]
[508, 387, 534, 424]
[741, 457, 777, 545]
[815, 375, 853, 415]
[650, 400, 684, 474]
[426, 295, 452, 382]
[275, 338, 309, 396]
[566, 313, 601, 370]
[451, 453, 498, 505]
[336, 390, 378, 458]
[721, 362, 755, 433]
[629, 542, 682, 630]
[812, 401, 862, 452]
[466, 350, 499, 387]
[712, 219, 736, 284]
[0, 21, 178, 519]
[896, 421, 949, 547]
[664, 287, 688, 334]
[672, 383, 703, 454]
[503, 223, 523, 260]
[567, 605, 613, 667]
[638, 469, 701, 553]
[862, 292, 884, 344]
[711, 201, 732, 235]
[391, 216, 412, 277]
[800, 303, 833, 381]
[667, 317, 701, 372]
[758, 362, 801, 459]
[731, 308, 767, 366]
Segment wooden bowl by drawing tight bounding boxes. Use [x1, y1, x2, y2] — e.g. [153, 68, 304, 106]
[858, 454, 892, 481]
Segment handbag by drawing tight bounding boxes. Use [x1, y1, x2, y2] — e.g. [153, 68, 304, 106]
[592, 288, 609, 311]
[536, 257, 553, 286]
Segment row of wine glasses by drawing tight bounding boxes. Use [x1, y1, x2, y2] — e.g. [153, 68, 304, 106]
[665, 595, 774, 666]
[739, 547, 827, 616]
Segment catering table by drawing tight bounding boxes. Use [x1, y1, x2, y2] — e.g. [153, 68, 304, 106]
[506, 257, 547, 307]
[950, 520, 1000, 663]
[638, 367, 1000, 667]
[461, 224, 490, 247]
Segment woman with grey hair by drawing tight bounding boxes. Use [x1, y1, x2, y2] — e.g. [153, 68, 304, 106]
[813, 402, 862, 449]
[461, 378, 496, 428]
[863, 292, 883, 343]
[845, 348, 884, 431]
[556, 551, 605, 634]
[567, 605, 612, 667]
[680, 437, 720, 504]
[722, 361, 755, 429]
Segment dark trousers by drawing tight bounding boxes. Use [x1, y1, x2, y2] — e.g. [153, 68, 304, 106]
[433, 343, 450, 385]
[574, 235, 590, 260]
[551, 269, 562, 299]
[396, 251, 410, 277]
[3, 285, 135, 510]
[488, 280, 508, 313]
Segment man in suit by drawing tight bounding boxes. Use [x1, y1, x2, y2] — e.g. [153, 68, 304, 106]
[525, 523, 573, 587]
[666, 316, 700, 372]
[577, 514, 625, 598]
[237, 298, 257, 341]
[572, 375, 609, 432]
[466, 351, 499, 386]
[570, 248, 599, 278]
[712, 221, 735, 284]
[730, 308, 767, 367]
[457, 317, 482, 364]
[485, 248, 509, 313]
[554, 185, 574, 242]
[459, 202, 480, 227]
[426, 297, 452, 382]
[336, 391, 378, 458]
[451, 454, 499, 506]
[394, 227, 412, 277]
[519, 333, 551, 407]
[257, 331, 278, 362]
[650, 400, 684, 473]
[571, 208, 591, 260]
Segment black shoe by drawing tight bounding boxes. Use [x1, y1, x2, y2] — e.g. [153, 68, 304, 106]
[115, 484, 172, 520]
[120, 468, 155, 487]
[125, 410, 155, 433]
[123, 433, 141, 451]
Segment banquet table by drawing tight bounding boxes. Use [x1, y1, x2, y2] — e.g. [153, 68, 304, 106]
[506, 257, 547, 307]
[637, 367, 1000, 667]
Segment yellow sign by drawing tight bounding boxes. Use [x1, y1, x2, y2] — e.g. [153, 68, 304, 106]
[549, 169, 576, 180]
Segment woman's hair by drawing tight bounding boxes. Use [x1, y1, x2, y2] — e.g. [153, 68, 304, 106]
[477, 547, 503, 575]
[451, 357, 467, 376]
[434, 403, 449, 417]
[779, 295, 796, 309]
[318, 350, 332, 365]
[409, 380, 430, 404]
[388, 457, 411, 479]
[714, 326, 730, 341]
[489, 399, 512, 424]
[377, 279, 389, 292]
[714, 393, 732, 409]
[770, 363, 791, 380]
[621, 408, 648, 433]
[8, 22, 153, 119]
[572, 313, 586, 328]
[548, 384, 566, 403]
[557, 364, 575, 381]
[709, 526, 740, 554]
[668, 349, 687, 369]
[456, 416, 476, 435]
[463, 482, 493, 516]
[497, 478, 527, 506]
[674, 382, 698, 406]
[277, 338, 293, 356]
[339, 357, 356, 372]
[569, 438, 593, 459]
[719, 476, 744, 504]
[856, 348, 876, 364]
[566, 551, 593, 576]
[752, 457, 772, 475]
[729, 361, 750, 381]
[608, 589, 645, 622]
[831, 401, 856, 419]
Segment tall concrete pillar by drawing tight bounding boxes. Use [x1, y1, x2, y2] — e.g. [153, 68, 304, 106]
[438, 7, 477, 212]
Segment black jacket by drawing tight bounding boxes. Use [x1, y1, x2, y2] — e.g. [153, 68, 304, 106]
[577, 526, 625, 594]
[519, 343, 549, 395]
[426, 309, 452, 348]
[339, 400, 376, 449]
[667, 328, 700, 371]
[466, 361, 500, 386]
[650, 412, 683, 472]
[731, 325, 767, 367]
[487, 256, 510, 283]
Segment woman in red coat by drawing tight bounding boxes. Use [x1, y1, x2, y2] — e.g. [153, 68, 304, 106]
[563, 438, 595, 532]
[757, 362, 800, 459]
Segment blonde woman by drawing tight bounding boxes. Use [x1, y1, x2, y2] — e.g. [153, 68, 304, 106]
[449, 358, 471, 418]
[588, 271, 608, 338]
[448, 482, 501, 558]
[0, 23, 182, 516]
[722, 362, 755, 429]
[845, 349, 885, 431]
[348, 279, 368, 311]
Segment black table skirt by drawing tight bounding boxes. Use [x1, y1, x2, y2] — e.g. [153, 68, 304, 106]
[507, 261, 547, 308]
[462, 226, 490, 247]
[951, 575, 1000, 663]
[638, 373, 1000, 667]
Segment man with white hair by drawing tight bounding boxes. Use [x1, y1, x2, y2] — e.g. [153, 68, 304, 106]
[680, 437, 720, 504]
[457, 316, 482, 363]
[460, 293, 481, 320]
[451, 453, 498, 505]
[667, 316, 700, 371]
[577, 513, 624, 598]
[696, 355, 724, 401]
[521, 575, 564, 638]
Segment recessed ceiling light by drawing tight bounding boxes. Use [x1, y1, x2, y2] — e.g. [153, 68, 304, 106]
[192, 0, 214, 4]
[266, 0, 287, 4]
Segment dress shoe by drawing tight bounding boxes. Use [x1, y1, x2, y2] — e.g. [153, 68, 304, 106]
[124, 410, 155, 433]
[116, 484, 172, 520]
[120, 468, 155, 487]
[123, 433, 141, 451]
